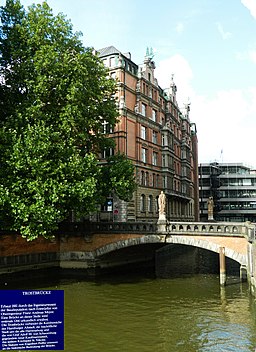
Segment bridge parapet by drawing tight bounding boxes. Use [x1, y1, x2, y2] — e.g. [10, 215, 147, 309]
[58, 221, 157, 236]
[158, 221, 256, 241]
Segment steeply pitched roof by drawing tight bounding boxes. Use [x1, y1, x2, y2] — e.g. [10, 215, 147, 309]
[97, 46, 121, 57]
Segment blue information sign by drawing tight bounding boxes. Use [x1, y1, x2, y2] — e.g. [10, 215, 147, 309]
[0, 290, 64, 350]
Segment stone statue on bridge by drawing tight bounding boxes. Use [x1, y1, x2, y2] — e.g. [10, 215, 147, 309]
[207, 196, 214, 221]
[158, 191, 166, 221]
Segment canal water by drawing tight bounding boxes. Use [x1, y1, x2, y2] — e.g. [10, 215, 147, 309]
[1, 270, 256, 352]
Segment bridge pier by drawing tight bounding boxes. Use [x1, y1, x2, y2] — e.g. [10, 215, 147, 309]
[240, 265, 247, 282]
[219, 247, 226, 286]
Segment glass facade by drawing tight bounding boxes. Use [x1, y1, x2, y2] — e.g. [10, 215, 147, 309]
[199, 163, 256, 222]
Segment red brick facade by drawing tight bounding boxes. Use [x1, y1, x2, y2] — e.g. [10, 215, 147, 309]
[97, 47, 199, 223]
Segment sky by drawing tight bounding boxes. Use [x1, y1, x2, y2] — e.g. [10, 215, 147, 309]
[6, 0, 256, 168]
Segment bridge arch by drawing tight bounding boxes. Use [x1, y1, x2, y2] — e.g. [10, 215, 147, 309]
[93, 234, 247, 267]
[94, 235, 165, 258]
[166, 236, 247, 266]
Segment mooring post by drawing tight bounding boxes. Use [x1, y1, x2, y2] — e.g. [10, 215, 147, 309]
[219, 247, 226, 286]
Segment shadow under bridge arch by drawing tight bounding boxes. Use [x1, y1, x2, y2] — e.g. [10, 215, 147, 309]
[166, 235, 247, 266]
[93, 235, 166, 270]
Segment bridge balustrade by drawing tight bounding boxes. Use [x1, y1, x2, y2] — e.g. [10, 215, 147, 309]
[58, 221, 157, 235]
[57, 220, 256, 241]
[162, 221, 256, 239]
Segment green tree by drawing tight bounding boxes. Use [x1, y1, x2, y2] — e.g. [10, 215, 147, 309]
[101, 153, 137, 202]
[0, 0, 136, 240]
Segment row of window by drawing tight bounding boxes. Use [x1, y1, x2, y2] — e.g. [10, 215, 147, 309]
[141, 147, 158, 165]
[141, 103, 158, 122]
[140, 171, 160, 187]
[140, 170, 185, 194]
[141, 83, 158, 101]
[200, 178, 256, 187]
[140, 194, 193, 215]
[141, 127, 174, 147]
[103, 56, 137, 75]
[220, 190, 256, 198]
[220, 202, 256, 210]
[140, 194, 157, 212]
[141, 107, 190, 146]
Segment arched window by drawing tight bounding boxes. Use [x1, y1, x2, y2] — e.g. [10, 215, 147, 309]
[152, 173, 155, 187]
[155, 196, 159, 212]
[145, 172, 149, 186]
[156, 174, 160, 187]
[148, 195, 153, 212]
[141, 171, 145, 186]
[140, 194, 146, 212]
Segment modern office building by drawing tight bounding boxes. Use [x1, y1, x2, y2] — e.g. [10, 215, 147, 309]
[199, 162, 256, 222]
[95, 46, 199, 223]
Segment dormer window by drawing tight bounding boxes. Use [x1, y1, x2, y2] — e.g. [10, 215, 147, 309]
[110, 57, 116, 67]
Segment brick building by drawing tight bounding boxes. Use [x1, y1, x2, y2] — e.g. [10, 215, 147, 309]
[96, 46, 199, 223]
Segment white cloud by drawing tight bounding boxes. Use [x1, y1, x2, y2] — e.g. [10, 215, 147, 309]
[155, 54, 256, 168]
[241, 0, 256, 19]
[175, 22, 184, 34]
[236, 48, 256, 64]
[216, 22, 232, 40]
[191, 89, 253, 165]
[248, 50, 256, 63]
[155, 54, 194, 106]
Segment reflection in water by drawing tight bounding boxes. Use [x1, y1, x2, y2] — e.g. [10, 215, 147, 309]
[1, 272, 256, 352]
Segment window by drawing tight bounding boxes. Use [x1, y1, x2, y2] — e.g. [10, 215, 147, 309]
[148, 195, 153, 212]
[142, 148, 147, 163]
[156, 197, 159, 212]
[153, 152, 158, 166]
[101, 197, 113, 212]
[110, 57, 116, 67]
[142, 103, 146, 116]
[162, 155, 166, 167]
[102, 148, 114, 158]
[141, 126, 146, 140]
[152, 130, 157, 144]
[102, 121, 113, 134]
[163, 176, 167, 188]
[145, 172, 149, 186]
[156, 174, 160, 187]
[102, 59, 108, 67]
[152, 109, 156, 122]
[110, 71, 116, 79]
[141, 171, 145, 185]
[140, 194, 146, 212]
[152, 173, 155, 187]
[162, 134, 167, 146]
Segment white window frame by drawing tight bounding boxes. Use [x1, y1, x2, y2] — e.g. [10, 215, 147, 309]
[142, 148, 147, 163]
[153, 152, 158, 166]
[152, 109, 156, 122]
[141, 103, 146, 116]
[141, 126, 146, 140]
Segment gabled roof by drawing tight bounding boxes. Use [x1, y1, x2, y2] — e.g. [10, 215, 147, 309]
[97, 46, 121, 57]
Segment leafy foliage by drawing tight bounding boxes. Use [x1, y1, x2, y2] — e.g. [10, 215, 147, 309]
[101, 153, 137, 202]
[0, 1, 136, 240]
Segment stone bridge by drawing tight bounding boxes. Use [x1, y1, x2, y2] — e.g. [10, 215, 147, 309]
[82, 221, 254, 266]
[58, 220, 256, 284]
[157, 220, 255, 266]
[0, 221, 255, 286]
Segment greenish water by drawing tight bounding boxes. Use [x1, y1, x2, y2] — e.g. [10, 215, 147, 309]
[1, 271, 256, 352]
